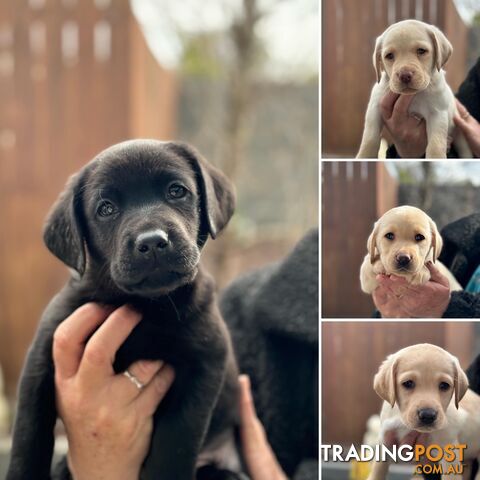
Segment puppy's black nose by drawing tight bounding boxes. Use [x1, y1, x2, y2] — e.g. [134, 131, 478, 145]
[395, 253, 411, 267]
[418, 408, 437, 425]
[135, 230, 169, 254]
[399, 71, 412, 84]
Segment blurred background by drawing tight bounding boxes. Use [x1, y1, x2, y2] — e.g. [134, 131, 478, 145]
[321, 321, 480, 480]
[322, 0, 480, 157]
[322, 160, 480, 317]
[0, 0, 318, 469]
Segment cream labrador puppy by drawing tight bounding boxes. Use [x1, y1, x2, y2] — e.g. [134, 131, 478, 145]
[369, 344, 480, 480]
[356, 20, 471, 159]
[360, 205, 462, 293]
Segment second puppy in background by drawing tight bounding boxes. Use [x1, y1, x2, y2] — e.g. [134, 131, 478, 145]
[356, 19, 471, 159]
[360, 206, 462, 294]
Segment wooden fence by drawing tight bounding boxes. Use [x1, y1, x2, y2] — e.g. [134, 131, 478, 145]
[322, 0, 469, 157]
[0, 0, 176, 397]
[322, 321, 475, 445]
[322, 161, 398, 317]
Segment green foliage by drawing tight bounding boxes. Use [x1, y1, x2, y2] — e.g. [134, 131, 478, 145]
[181, 34, 225, 78]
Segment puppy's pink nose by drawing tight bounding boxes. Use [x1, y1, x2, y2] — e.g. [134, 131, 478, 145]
[398, 71, 413, 84]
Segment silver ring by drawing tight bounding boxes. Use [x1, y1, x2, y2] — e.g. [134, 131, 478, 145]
[123, 369, 144, 390]
[411, 113, 422, 123]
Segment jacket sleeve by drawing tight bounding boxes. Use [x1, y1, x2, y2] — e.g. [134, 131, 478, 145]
[442, 291, 480, 318]
[456, 57, 480, 122]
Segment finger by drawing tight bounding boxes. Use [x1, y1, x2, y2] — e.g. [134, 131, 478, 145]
[53, 303, 115, 380]
[78, 305, 142, 385]
[453, 113, 471, 133]
[391, 94, 416, 119]
[117, 359, 164, 401]
[380, 91, 401, 121]
[400, 430, 421, 446]
[383, 430, 398, 448]
[135, 364, 175, 416]
[389, 275, 408, 286]
[426, 262, 450, 288]
[239, 375, 287, 480]
[455, 99, 469, 118]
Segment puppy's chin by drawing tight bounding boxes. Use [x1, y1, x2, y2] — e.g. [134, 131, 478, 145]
[387, 264, 418, 276]
[114, 268, 198, 297]
[403, 416, 446, 433]
[389, 81, 429, 95]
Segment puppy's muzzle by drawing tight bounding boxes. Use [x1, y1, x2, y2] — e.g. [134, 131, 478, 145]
[395, 253, 411, 269]
[135, 229, 170, 255]
[417, 408, 437, 426]
[397, 69, 413, 85]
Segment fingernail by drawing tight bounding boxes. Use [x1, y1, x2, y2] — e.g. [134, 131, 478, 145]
[239, 374, 252, 402]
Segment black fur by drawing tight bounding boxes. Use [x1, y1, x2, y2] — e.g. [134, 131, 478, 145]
[7, 140, 241, 480]
[220, 229, 319, 479]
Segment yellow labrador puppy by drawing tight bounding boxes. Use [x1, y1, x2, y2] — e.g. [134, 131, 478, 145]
[357, 20, 471, 158]
[360, 205, 462, 293]
[369, 344, 480, 480]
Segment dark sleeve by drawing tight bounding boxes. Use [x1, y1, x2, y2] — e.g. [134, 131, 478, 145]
[293, 459, 318, 480]
[442, 291, 480, 318]
[456, 57, 480, 122]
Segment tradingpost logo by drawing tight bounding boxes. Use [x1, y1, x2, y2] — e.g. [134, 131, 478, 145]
[321, 444, 468, 474]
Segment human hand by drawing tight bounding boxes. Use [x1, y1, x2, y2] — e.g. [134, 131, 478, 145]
[239, 375, 287, 480]
[372, 263, 451, 318]
[454, 99, 480, 157]
[53, 303, 175, 480]
[380, 91, 428, 158]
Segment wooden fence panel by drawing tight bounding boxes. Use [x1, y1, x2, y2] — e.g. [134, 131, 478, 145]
[322, 0, 469, 156]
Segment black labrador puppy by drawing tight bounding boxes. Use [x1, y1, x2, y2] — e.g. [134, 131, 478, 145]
[7, 140, 243, 480]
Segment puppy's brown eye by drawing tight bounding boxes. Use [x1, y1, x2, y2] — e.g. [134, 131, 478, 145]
[439, 382, 450, 391]
[402, 380, 415, 389]
[97, 201, 116, 217]
[385, 232, 395, 240]
[385, 53, 394, 60]
[168, 183, 187, 199]
[417, 48, 427, 55]
[415, 234, 425, 241]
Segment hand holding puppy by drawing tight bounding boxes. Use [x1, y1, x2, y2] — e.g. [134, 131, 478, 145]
[54, 304, 175, 480]
[373, 263, 451, 318]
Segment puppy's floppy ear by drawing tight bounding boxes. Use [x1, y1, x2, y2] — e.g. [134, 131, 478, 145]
[373, 34, 384, 82]
[427, 25, 453, 71]
[428, 218, 443, 263]
[166, 142, 236, 245]
[374, 353, 398, 407]
[367, 221, 379, 264]
[43, 168, 88, 275]
[452, 355, 469, 409]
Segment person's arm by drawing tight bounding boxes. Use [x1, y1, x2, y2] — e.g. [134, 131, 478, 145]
[53, 303, 175, 480]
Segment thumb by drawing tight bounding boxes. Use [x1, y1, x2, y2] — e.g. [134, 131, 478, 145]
[426, 262, 450, 288]
[238, 375, 287, 480]
[453, 113, 471, 134]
